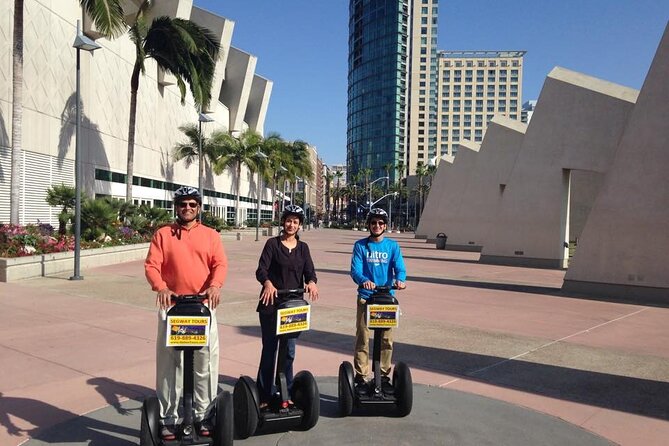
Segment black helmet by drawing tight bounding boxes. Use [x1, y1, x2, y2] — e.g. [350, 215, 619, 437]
[174, 186, 202, 205]
[366, 208, 388, 226]
[281, 204, 305, 224]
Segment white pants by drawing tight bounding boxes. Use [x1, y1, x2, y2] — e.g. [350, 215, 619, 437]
[156, 310, 219, 425]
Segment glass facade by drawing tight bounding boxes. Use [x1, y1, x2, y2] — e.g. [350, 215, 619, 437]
[347, 0, 409, 182]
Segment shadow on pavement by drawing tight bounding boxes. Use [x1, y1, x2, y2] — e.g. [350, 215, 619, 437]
[233, 326, 669, 422]
[0, 392, 138, 445]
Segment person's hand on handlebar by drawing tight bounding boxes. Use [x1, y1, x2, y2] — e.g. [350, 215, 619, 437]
[205, 286, 221, 309]
[260, 280, 278, 306]
[361, 280, 376, 290]
[395, 280, 406, 290]
[156, 288, 175, 310]
[306, 281, 319, 302]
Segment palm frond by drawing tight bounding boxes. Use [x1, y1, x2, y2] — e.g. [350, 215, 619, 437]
[79, 0, 126, 38]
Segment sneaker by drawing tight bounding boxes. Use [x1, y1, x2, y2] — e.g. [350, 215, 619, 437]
[196, 419, 213, 437]
[160, 424, 176, 441]
[381, 376, 395, 395]
[354, 376, 369, 396]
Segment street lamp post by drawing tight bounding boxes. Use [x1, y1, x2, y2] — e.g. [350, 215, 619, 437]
[198, 112, 214, 219]
[254, 150, 267, 242]
[70, 20, 101, 281]
[368, 176, 389, 211]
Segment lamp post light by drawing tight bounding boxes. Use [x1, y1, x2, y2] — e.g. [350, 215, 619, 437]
[368, 176, 389, 211]
[70, 20, 101, 281]
[198, 112, 214, 219]
[254, 150, 267, 242]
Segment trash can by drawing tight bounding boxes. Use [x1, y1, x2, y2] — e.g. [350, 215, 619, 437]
[436, 233, 447, 250]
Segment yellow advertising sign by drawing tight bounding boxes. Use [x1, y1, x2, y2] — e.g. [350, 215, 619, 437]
[166, 316, 210, 347]
[366, 304, 399, 328]
[276, 305, 311, 335]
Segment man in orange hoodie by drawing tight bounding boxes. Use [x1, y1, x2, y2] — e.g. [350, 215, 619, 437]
[145, 186, 228, 440]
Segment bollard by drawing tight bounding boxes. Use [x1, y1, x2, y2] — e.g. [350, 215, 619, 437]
[435, 233, 447, 250]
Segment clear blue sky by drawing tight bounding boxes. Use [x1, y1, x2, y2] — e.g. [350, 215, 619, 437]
[197, 0, 668, 166]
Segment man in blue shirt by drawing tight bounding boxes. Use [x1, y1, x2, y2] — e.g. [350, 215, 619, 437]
[350, 208, 407, 395]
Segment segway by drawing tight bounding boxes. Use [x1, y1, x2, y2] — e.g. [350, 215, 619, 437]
[140, 295, 234, 446]
[338, 285, 412, 417]
[233, 289, 319, 438]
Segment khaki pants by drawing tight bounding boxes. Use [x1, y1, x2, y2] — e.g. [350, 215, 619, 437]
[354, 298, 393, 379]
[156, 310, 219, 425]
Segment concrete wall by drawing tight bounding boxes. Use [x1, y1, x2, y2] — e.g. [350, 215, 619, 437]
[417, 116, 527, 250]
[479, 67, 638, 268]
[0, 0, 274, 225]
[563, 24, 669, 301]
[415, 153, 455, 239]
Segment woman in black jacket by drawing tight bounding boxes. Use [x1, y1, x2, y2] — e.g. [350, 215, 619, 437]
[255, 205, 319, 408]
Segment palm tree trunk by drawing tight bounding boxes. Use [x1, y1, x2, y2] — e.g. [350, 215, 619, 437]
[10, 0, 24, 224]
[126, 62, 141, 203]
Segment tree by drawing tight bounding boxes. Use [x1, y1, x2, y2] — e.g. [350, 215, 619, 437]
[396, 161, 406, 227]
[10, 0, 24, 224]
[45, 184, 76, 236]
[211, 129, 263, 226]
[323, 171, 334, 224]
[416, 162, 428, 218]
[333, 171, 344, 222]
[80, 0, 221, 202]
[260, 133, 290, 222]
[173, 122, 218, 195]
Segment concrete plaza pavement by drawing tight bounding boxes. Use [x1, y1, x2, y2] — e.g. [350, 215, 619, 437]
[1, 228, 668, 445]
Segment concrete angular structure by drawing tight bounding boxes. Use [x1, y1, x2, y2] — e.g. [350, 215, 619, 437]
[219, 47, 257, 135]
[562, 24, 669, 302]
[415, 145, 467, 243]
[417, 116, 527, 250]
[478, 67, 638, 268]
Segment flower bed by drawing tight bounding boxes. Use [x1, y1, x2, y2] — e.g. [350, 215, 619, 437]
[0, 223, 155, 282]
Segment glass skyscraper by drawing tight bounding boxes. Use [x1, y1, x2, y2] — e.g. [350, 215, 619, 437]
[347, 0, 409, 183]
[347, 0, 439, 183]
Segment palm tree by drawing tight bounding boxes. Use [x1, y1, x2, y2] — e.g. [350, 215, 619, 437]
[10, 0, 25, 224]
[361, 168, 372, 209]
[383, 162, 394, 185]
[323, 171, 334, 224]
[172, 123, 218, 194]
[257, 133, 287, 223]
[333, 171, 344, 222]
[80, 0, 221, 203]
[45, 184, 76, 236]
[286, 140, 314, 206]
[211, 129, 263, 226]
[416, 162, 428, 217]
[396, 160, 406, 228]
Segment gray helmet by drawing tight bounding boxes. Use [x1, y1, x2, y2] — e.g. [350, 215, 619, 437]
[366, 208, 388, 226]
[174, 186, 202, 204]
[281, 204, 305, 224]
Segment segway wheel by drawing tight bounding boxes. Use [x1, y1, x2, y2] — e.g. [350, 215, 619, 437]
[337, 361, 354, 417]
[393, 362, 413, 417]
[139, 396, 160, 446]
[233, 376, 259, 439]
[293, 370, 320, 430]
[213, 391, 233, 446]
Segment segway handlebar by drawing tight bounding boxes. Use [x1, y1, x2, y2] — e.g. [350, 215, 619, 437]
[357, 284, 404, 292]
[170, 294, 208, 304]
[276, 288, 305, 295]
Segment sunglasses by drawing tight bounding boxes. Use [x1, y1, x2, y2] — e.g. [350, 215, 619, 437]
[370, 221, 386, 226]
[178, 202, 199, 209]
